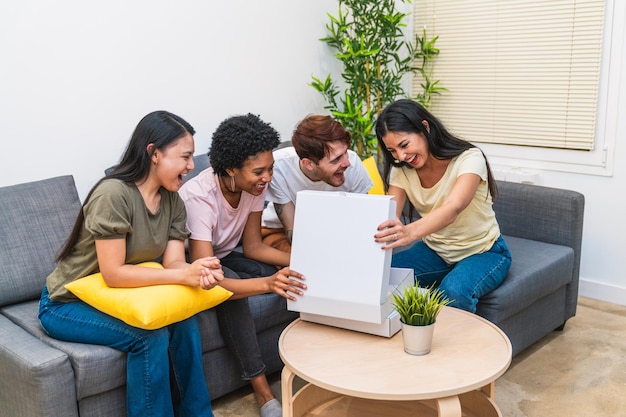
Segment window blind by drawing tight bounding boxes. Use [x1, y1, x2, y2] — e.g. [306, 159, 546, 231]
[412, 0, 605, 150]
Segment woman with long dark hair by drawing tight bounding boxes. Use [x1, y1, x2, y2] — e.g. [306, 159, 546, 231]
[39, 111, 221, 417]
[374, 99, 511, 313]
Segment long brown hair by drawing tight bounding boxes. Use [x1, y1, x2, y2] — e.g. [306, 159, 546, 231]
[56, 111, 195, 261]
[291, 115, 351, 163]
[376, 99, 498, 199]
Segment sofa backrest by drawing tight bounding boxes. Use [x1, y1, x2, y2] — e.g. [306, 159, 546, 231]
[0, 175, 81, 306]
[186, 153, 210, 182]
[493, 180, 584, 259]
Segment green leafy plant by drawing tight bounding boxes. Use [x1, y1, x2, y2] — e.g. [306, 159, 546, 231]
[311, 0, 445, 160]
[392, 282, 452, 326]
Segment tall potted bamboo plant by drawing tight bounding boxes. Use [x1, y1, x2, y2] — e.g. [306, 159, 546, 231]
[311, 0, 445, 160]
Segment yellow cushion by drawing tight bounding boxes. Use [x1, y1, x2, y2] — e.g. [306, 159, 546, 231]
[362, 156, 385, 195]
[65, 262, 233, 330]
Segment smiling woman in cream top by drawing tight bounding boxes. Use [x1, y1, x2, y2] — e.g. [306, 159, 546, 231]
[374, 99, 511, 314]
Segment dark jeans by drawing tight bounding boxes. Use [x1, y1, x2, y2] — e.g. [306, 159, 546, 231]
[217, 251, 278, 380]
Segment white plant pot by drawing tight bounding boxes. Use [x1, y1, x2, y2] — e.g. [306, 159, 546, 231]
[401, 322, 435, 355]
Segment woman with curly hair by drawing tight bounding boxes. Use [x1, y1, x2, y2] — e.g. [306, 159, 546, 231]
[179, 113, 306, 417]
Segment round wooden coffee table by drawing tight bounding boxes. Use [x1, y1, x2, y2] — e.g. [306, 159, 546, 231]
[279, 307, 512, 417]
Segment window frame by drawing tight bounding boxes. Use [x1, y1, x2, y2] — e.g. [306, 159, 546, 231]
[413, 0, 623, 177]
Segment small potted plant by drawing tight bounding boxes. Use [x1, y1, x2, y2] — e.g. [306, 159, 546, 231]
[391, 282, 452, 355]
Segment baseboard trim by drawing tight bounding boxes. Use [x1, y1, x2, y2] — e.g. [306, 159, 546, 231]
[579, 278, 626, 306]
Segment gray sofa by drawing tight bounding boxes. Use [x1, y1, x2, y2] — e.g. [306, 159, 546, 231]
[0, 162, 584, 416]
[481, 180, 584, 355]
[0, 173, 298, 417]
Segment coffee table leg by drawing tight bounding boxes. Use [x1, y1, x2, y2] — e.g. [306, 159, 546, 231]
[281, 366, 296, 417]
[437, 395, 462, 417]
[481, 381, 495, 399]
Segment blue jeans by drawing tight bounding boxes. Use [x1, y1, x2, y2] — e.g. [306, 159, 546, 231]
[38, 287, 213, 417]
[216, 251, 278, 380]
[391, 235, 512, 313]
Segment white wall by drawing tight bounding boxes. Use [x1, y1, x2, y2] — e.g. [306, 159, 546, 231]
[0, 0, 337, 197]
[1, 0, 625, 306]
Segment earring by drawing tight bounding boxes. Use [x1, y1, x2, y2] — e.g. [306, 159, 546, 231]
[394, 159, 400, 163]
[230, 176, 236, 193]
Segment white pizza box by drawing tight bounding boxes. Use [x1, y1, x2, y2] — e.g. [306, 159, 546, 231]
[287, 190, 413, 337]
[298, 267, 413, 337]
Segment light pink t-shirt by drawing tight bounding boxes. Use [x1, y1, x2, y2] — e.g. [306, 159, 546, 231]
[179, 168, 266, 258]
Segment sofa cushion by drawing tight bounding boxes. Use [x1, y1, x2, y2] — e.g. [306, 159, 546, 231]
[196, 293, 299, 352]
[477, 235, 574, 323]
[1, 301, 126, 401]
[248, 292, 299, 332]
[0, 176, 81, 307]
[0, 313, 79, 417]
[361, 156, 385, 195]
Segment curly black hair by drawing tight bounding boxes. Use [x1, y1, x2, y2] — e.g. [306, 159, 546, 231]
[208, 113, 280, 176]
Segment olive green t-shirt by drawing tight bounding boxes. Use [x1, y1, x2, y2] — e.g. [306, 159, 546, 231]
[46, 179, 190, 302]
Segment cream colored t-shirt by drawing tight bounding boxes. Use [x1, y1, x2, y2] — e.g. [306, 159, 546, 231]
[390, 148, 500, 264]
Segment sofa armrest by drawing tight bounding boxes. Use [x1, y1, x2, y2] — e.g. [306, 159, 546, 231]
[493, 180, 585, 318]
[0, 314, 78, 417]
[0, 175, 81, 307]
